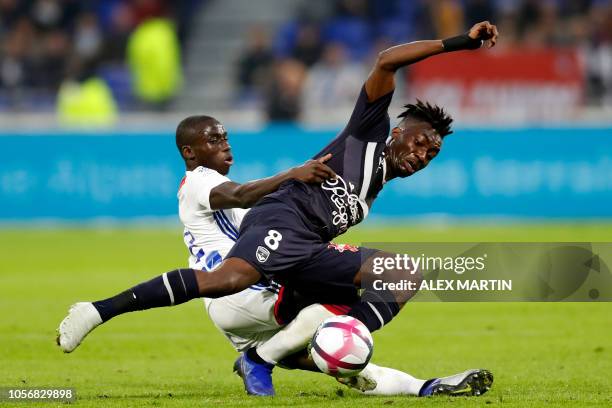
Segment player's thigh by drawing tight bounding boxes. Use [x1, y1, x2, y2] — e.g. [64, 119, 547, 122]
[206, 289, 280, 334]
[227, 209, 320, 281]
[354, 250, 400, 285]
[217, 327, 280, 353]
[356, 250, 423, 305]
[294, 243, 381, 303]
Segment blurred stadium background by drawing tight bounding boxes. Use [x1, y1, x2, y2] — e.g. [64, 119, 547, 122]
[0, 0, 611, 224]
[1, 0, 611, 123]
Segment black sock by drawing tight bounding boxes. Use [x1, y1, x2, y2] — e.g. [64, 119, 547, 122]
[92, 268, 199, 322]
[246, 347, 268, 365]
[348, 289, 400, 332]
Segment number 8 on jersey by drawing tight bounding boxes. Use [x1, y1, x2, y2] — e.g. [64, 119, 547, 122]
[264, 230, 283, 250]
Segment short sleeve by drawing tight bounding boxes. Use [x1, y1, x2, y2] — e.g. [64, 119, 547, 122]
[344, 84, 394, 142]
[189, 167, 231, 210]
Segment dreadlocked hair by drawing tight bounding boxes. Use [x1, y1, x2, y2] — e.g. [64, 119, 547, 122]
[397, 100, 453, 137]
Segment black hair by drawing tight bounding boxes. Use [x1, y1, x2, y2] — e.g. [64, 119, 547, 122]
[397, 100, 453, 137]
[175, 115, 217, 154]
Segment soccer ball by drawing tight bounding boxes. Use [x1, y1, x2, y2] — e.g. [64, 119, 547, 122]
[310, 315, 373, 378]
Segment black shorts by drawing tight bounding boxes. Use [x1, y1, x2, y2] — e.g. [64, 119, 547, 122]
[227, 201, 378, 304]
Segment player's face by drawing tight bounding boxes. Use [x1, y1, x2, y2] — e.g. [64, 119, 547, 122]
[193, 122, 233, 175]
[389, 122, 441, 178]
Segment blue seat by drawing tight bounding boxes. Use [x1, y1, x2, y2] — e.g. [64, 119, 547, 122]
[97, 64, 134, 109]
[322, 17, 372, 60]
[376, 17, 414, 43]
[272, 21, 299, 58]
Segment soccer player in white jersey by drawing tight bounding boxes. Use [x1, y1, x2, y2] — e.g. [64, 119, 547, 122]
[58, 114, 493, 398]
[174, 116, 337, 353]
[57, 114, 337, 357]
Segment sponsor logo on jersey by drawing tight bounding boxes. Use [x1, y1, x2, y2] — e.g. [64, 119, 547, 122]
[328, 243, 359, 253]
[256, 246, 270, 263]
[321, 175, 361, 233]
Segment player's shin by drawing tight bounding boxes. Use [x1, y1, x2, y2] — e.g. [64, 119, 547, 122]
[92, 268, 200, 322]
[256, 304, 335, 365]
[347, 288, 401, 332]
[340, 363, 426, 396]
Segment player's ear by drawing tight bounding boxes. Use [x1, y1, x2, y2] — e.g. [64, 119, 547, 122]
[391, 127, 402, 140]
[181, 145, 195, 161]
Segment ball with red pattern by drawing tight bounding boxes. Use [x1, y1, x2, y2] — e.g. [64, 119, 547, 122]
[310, 315, 373, 378]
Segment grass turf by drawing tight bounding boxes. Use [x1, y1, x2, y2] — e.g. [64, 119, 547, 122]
[0, 223, 611, 407]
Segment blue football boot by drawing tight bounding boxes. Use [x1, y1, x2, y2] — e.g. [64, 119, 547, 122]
[233, 352, 275, 396]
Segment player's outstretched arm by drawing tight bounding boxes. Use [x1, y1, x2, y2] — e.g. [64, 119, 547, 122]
[209, 153, 336, 209]
[365, 21, 498, 101]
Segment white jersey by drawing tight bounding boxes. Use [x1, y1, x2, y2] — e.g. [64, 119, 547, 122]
[178, 166, 247, 270]
[177, 166, 283, 351]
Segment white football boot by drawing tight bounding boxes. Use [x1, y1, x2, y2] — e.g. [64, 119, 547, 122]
[422, 369, 494, 396]
[56, 302, 102, 353]
[338, 367, 493, 397]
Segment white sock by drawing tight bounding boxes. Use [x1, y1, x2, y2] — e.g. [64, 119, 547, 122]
[360, 363, 426, 396]
[257, 304, 334, 364]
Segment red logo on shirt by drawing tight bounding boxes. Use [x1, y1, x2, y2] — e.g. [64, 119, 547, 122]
[327, 243, 359, 253]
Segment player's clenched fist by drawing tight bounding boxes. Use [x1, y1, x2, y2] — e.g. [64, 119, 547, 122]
[290, 153, 336, 184]
[468, 21, 499, 48]
[441, 20, 499, 52]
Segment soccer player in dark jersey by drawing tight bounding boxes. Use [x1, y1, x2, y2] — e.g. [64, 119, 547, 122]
[59, 21, 498, 397]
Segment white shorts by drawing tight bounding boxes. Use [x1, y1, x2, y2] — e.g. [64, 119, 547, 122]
[204, 287, 283, 352]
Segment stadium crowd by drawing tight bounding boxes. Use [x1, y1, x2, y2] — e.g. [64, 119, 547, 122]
[0, 0, 201, 112]
[237, 0, 612, 121]
[0, 0, 610, 119]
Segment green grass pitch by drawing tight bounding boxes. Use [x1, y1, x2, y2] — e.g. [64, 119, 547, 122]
[1, 223, 611, 407]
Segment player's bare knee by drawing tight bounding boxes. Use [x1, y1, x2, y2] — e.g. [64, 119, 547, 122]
[387, 268, 420, 305]
[409, 262, 423, 288]
[195, 265, 255, 298]
[196, 268, 235, 297]
[224, 270, 252, 294]
[362, 252, 421, 305]
[193, 269, 209, 294]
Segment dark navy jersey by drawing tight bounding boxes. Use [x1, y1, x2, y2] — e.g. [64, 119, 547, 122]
[264, 85, 394, 240]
